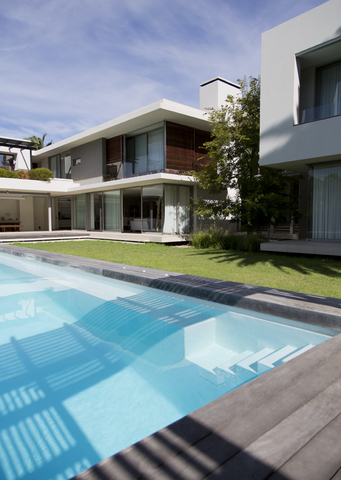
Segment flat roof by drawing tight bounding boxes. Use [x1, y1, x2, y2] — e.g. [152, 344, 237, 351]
[33, 99, 210, 158]
[0, 136, 36, 150]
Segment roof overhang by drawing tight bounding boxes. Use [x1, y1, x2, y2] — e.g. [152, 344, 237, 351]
[0, 137, 35, 150]
[33, 99, 210, 158]
[0, 173, 197, 196]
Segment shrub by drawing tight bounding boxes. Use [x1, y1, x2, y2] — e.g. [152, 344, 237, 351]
[0, 168, 20, 178]
[28, 168, 54, 181]
[191, 228, 228, 249]
[17, 170, 30, 179]
[191, 228, 262, 252]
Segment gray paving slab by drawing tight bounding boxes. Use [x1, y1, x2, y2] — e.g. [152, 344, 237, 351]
[268, 413, 341, 480]
[207, 379, 341, 479]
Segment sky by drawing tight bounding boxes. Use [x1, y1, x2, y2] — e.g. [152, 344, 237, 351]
[0, 0, 328, 144]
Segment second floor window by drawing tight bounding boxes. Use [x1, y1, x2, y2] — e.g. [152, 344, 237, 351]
[317, 62, 341, 120]
[125, 128, 164, 176]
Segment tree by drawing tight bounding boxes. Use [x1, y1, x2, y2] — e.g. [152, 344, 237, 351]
[25, 133, 52, 150]
[192, 76, 301, 233]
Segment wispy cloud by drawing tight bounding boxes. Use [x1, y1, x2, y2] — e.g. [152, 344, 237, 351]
[0, 0, 328, 143]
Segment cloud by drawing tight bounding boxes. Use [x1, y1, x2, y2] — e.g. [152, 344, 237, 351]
[0, 0, 328, 143]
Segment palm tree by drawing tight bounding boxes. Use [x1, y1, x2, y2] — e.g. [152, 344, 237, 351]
[25, 133, 52, 150]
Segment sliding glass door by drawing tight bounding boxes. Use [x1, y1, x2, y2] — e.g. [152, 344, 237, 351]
[309, 161, 341, 240]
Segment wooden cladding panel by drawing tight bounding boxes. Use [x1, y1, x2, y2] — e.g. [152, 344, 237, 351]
[107, 136, 124, 165]
[166, 122, 211, 173]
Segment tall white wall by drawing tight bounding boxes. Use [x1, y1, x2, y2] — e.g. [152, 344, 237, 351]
[260, 0, 341, 171]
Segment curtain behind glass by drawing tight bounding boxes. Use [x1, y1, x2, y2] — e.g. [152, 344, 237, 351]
[179, 186, 191, 234]
[310, 162, 341, 239]
[164, 185, 177, 233]
[104, 191, 120, 231]
[319, 63, 341, 119]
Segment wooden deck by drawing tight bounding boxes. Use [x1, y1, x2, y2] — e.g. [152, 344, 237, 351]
[0, 245, 340, 480]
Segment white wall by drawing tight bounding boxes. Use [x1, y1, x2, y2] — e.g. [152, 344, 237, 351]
[260, 0, 341, 172]
[0, 146, 31, 170]
[200, 78, 240, 111]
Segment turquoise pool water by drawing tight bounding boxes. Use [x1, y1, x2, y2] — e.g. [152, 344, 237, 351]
[0, 253, 336, 480]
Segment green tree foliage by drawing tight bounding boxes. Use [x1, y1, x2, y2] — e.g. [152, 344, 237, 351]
[192, 76, 301, 233]
[25, 133, 52, 150]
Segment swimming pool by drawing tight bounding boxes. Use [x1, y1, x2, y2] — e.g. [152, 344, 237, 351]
[0, 252, 336, 480]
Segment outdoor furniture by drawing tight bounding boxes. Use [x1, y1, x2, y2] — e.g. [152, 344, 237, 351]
[0, 222, 23, 232]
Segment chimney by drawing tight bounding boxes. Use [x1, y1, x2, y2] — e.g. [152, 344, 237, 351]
[200, 77, 240, 110]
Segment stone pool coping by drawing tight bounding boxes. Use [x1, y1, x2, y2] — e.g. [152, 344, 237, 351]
[1, 244, 341, 479]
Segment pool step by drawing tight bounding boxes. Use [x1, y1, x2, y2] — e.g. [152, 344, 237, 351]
[274, 344, 315, 365]
[214, 348, 274, 385]
[188, 343, 317, 387]
[255, 345, 298, 374]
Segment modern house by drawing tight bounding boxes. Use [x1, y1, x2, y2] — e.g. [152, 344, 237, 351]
[260, 0, 341, 253]
[0, 78, 240, 240]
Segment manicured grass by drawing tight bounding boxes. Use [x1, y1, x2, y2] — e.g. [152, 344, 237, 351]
[11, 240, 341, 299]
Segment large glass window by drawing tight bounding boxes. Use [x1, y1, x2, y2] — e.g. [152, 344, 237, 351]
[104, 191, 120, 231]
[89, 193, 102, 231]
[49, 152, 72, 179]
[123, 188, 141, 232]
[163, 185, 191, 234]
[179, 186, 191, 234]
[142, 185, 163, 232]
[73, 195, 86, 230]
[308, 161, 341, 240]
[125, 128, 164, 176]
[317, 62, 341, 120]
[164, 185, 177, 234]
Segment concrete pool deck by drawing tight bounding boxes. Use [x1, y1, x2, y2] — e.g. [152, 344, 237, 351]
[0, 244, 340, 480]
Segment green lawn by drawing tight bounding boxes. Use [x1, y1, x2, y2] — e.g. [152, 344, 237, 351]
[11, 240, 341, 299]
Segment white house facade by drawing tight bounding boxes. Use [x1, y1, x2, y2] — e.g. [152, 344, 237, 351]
[0, 78, 240, 239]
[260, 0, 341, 242]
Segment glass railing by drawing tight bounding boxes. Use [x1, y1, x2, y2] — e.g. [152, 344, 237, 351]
[300, 100, 341, 124]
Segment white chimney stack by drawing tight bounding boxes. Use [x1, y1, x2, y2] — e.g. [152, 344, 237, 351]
[200, 77, 240, 110]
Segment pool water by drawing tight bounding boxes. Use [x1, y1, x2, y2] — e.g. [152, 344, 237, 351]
[0, 253, 336, 480]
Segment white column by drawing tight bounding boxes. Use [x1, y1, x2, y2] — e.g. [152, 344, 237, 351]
[48, 195, 52, 232]
[193, 185, 198, 233]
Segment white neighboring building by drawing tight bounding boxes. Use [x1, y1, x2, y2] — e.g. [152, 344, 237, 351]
[0, 78, 240, 238]
[0, 137, 33, 171]
[260, 0, 341, 241]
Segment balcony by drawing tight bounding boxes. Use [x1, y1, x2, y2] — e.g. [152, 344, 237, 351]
[300, 100, 341, 124]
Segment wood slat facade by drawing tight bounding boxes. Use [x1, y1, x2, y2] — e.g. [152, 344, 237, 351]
[166, 122, 211, 173]
[105, 124, 211, 179]
[106, 135, 124, 180]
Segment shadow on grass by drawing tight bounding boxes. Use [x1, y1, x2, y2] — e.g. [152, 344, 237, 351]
[186, 248, 341, 278]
